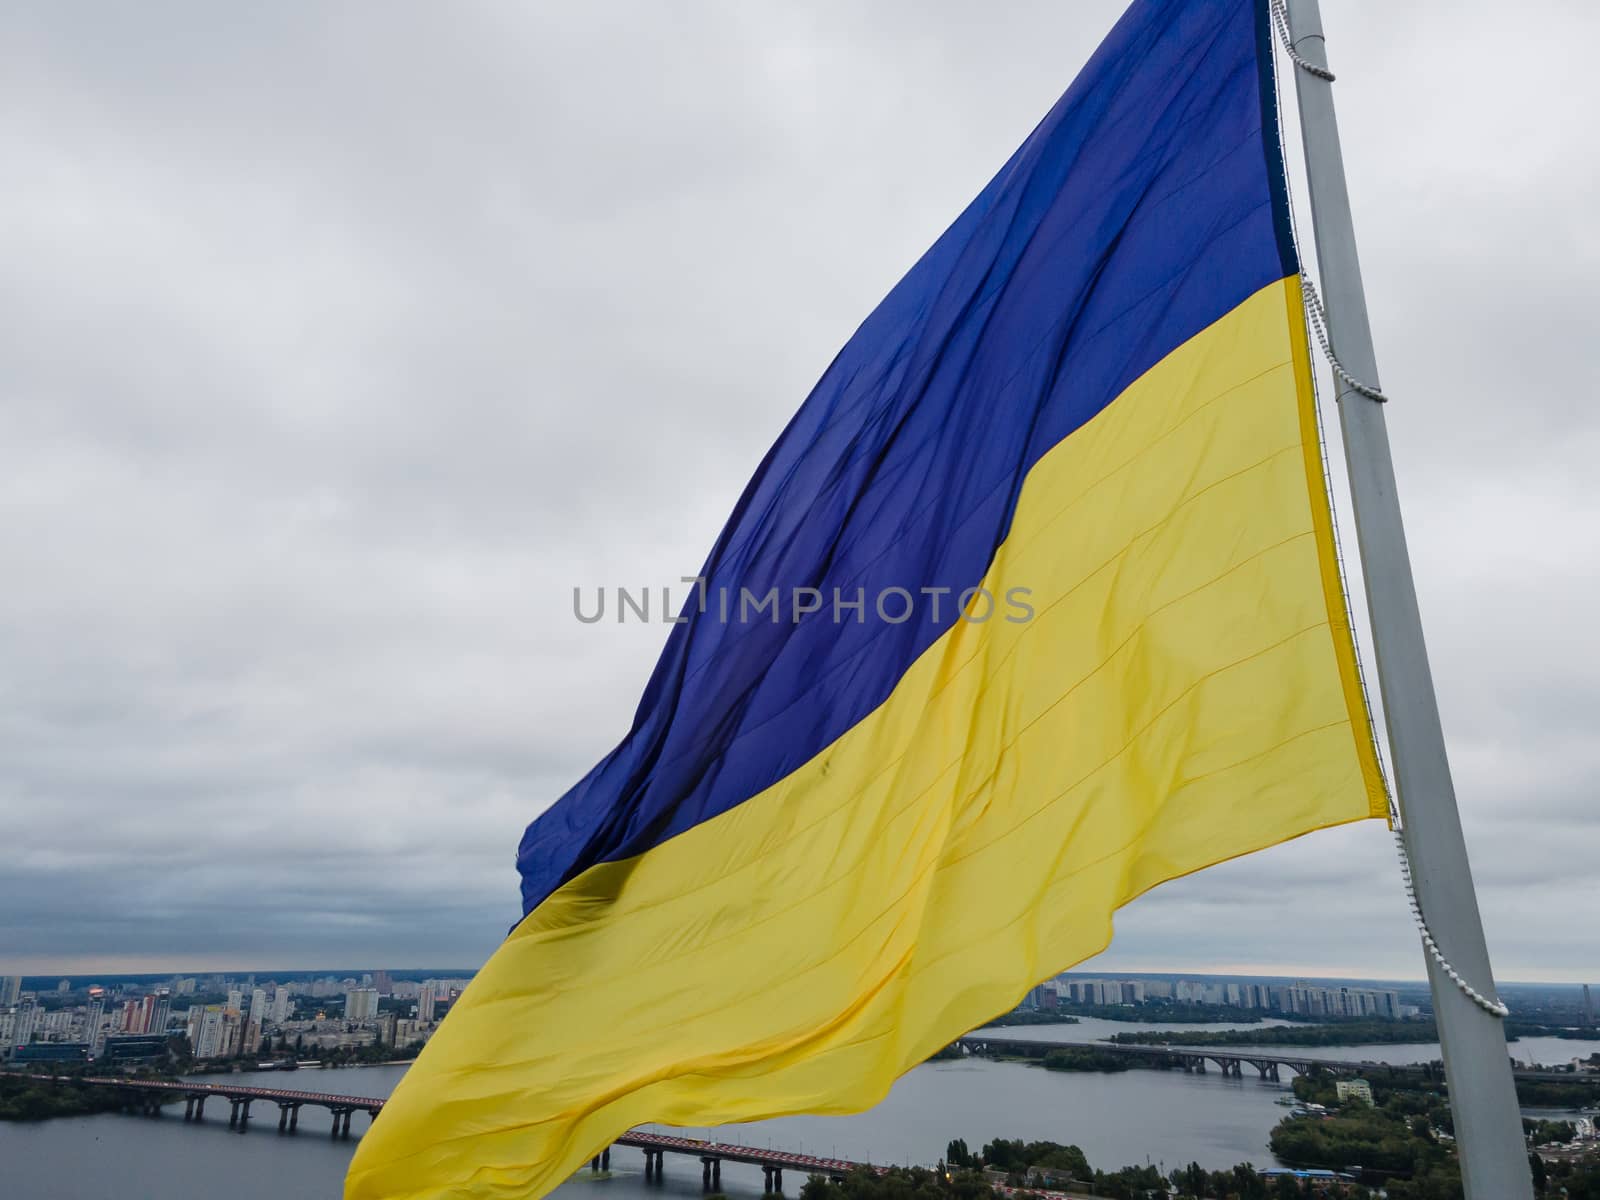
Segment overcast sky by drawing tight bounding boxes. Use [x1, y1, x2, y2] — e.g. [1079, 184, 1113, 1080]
[2, 1, 1595, 984]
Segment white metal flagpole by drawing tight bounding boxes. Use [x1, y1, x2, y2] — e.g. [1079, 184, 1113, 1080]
[1279, 1, 1534, 1196]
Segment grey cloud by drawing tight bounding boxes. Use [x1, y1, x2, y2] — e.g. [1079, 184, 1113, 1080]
[1, 0, 1595, 981]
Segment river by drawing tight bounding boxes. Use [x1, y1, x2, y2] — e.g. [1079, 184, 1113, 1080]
[0, 1017, 1588, 1199]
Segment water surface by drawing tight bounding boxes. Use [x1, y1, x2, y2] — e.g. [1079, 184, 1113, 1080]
[1, 1021, 1296, 1199]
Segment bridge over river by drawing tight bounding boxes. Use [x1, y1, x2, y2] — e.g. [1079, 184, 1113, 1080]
[22, 1074, 869, 1191]
[26, 1047, 1579, 1190]
[955, 1035, 1581, 1084]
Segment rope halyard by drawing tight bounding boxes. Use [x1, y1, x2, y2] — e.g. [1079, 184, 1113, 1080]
[1389, 811, 1511, 1018]
[1301, 276, 1389, 402]
[1269, 0, 1336, 82]
[1266, 0, 1511, 1038]
[1299, 269, 1503, 1017]
[1267, 0, 1502, 1025]
[1300, 265, 1503, 1017]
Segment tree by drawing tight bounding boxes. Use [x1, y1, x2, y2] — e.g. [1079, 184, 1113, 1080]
[1230, 1162, 1268, 1199]
[1175, 1161, 1206, 1197]
[978, 1139, 1089, 1181]
[1528, 1152, 1547, 1195]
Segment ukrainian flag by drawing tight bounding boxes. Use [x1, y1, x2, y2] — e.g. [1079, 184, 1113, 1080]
[347, 1, 1387, 1195]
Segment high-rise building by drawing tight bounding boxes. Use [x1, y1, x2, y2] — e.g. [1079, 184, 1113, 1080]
[226, 989, 243, 1014]
[0, 976, 21, 1006]
[417, 982, 438, 1024]
[373, 971, 393, 995]
[57, 979, 71, 994]
[149, 990, 172, 1036]
[189, 1006, 224, 1059]
[249, 988, 268, 1025]
[126, 991, 171, 1036]
[11, 1002, 40, 1049]
[191, 1006, 246, 1060]
[85, 997, 106, 1056]
[271, 987, 292, 1025]
[345, 988, 379, 1022]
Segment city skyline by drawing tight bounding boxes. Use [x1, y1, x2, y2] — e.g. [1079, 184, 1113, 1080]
[8, 966, 1592, 1074]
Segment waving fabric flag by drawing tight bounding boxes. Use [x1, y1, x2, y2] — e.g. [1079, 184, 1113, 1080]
[347, 0, 1387, 1196]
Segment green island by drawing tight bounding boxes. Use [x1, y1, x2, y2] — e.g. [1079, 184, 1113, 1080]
[1038, 1047, 1132, 1073]
[0, 1035, 428, 1122]
[984, 1031, 1600, 1108]
[0, 1071, 178, 1122]
[980, 1011, 1082, 1029]
[1108, 1018, 1599, 1048]
[1052, 1000, 1279, 1025]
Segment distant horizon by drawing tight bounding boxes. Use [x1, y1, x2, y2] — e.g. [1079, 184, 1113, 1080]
[6, 963, 1592, 992]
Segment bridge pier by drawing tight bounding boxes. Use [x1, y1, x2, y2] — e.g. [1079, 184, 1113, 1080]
[290, 1104, 300, 1132]
[701, 1157, 721, 1191]
[228, 1100, 240, 1128]
[764, 1165, 784, 1192]
[237, 1099, 253, 1131]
